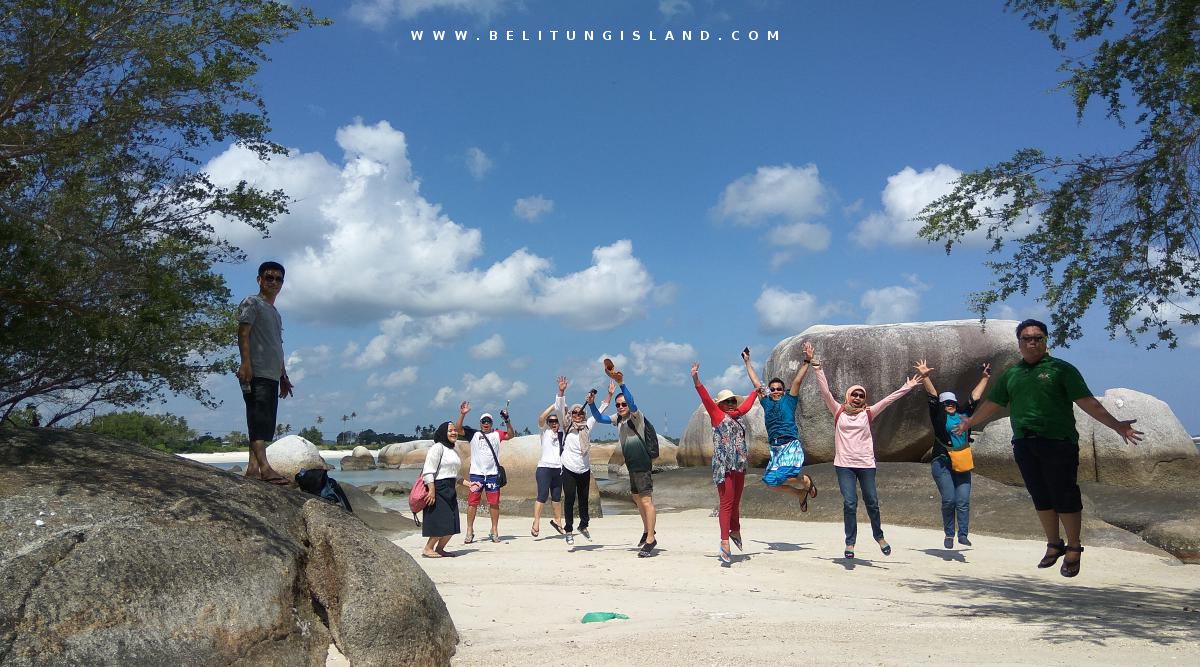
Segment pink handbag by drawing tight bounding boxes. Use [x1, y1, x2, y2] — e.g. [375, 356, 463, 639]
[408, 477, 429, 522]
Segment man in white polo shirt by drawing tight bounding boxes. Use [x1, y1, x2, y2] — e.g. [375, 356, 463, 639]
[454, 400, 513, 544]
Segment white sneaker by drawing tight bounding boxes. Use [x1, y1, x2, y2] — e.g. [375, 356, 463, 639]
[566, 533, 574, 545]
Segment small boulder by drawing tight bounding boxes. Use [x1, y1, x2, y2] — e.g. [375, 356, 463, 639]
[401, 443, 433, 466]
[351, 445, 373, 459]
[340, 455, 376, 471]
[377, 441, 417, 466]
[369, 480, 412, 496]
[266, 434, 327, 479]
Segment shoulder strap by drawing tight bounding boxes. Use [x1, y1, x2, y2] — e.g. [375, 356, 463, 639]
[484, 432, 501, 466]
[630, 415, 653, 458]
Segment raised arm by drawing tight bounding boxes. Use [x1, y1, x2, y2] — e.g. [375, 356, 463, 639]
[691, 362, 724, 427]
[620, 383, 638, 414]
[1075, 396, 1144, 445]
[915, 359, 937, 396]
[789, 341, 815, 396]
[810, 362, 841, 415]
[603, 380, 616, 407]
[454, 401, 470, 438]
[970, 363, 991, 402]
[587, 399, 613, 425]
[742, 348, 763, 390]
[868, 372, 925, 416]
[538, 403, 555, 429]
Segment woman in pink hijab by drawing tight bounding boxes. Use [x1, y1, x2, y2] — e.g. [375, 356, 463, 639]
[811, 354, 927, 560]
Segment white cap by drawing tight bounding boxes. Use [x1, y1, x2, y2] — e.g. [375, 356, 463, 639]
[938, 392, 958, 404]
[480, 413, 494, 422]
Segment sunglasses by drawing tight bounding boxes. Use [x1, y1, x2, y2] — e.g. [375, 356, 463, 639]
[547, 420, 559, 424]
[571, 410, 585, 415]
[480, 419, 493, 424]
[261, 275, 284, 284]
[850, 392, 865, 398]
[615, 403, 628, 408]
[769, 386, 785, 393]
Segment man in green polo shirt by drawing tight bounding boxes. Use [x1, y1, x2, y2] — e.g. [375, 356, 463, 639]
[956, 319, 1142, 578]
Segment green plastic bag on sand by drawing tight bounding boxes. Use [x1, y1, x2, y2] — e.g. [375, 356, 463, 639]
[580, 612, 629, 623]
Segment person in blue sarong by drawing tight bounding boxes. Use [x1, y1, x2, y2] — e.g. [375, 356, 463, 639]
[743, 341, 818, 511]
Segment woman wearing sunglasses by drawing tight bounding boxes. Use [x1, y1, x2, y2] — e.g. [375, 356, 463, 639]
[554, 376, 615, 545]
[812, 354, 927, 559]
[531, 398, 567, 540]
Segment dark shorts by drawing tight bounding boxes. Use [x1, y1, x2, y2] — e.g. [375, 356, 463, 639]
[535, 466, 563, 503]
[1012, 436, 1083, 514]
[629, 470, 654, 496]
[242, 378, 279, 443]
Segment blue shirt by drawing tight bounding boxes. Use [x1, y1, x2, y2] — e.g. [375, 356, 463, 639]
[762, 393, 799, 443]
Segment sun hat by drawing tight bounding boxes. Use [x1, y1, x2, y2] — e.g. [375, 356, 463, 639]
[938, 392, 958, 404]
[713, 389, 739, 403]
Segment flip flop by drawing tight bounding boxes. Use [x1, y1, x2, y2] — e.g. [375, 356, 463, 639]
[463, 531, 475, 544]
[729, 532, 743, 551]
[878, 540, 892, 556]
[1060, 546, 1084, 578]
[844, 547, 855, 559]
[806, 475, 818, 499]
[550, 520, 564, 535]
[719, 541, 731, 565]
[436, 551, 457, 558]
[530, 526, 539, 537]
[421, 553, 443, 559]
[262, 475, 290, 486]
[799, 493, 809, 513]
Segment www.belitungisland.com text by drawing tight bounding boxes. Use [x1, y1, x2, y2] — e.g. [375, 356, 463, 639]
[409, 29, 780, 43]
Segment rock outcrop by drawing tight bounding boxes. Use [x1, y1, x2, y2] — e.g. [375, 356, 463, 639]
[678, 402, 769, 468]
[266, 434, 328, 478]
[0, 427, 456, 666]
[770, 320, 1021, 463]
[378, 441, 424, 467]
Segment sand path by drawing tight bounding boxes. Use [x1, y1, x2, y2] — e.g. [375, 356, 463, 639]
[329, 509, 1200, 665]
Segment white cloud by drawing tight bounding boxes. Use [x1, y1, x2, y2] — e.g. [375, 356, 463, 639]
[347, 312, 480, 369]
[861, 285, 921, 324]
[706, 363, 754, 395]
[509, 356, 530, 370]
[713, 163, 827, 226]
[466, 146, 493, 180]
[768, 222, 832, 252]
[1185, 330, 1200, 349]
[630, 339, 696, 386]
[204, 120, 656, 333]
[431, 386, 456, 407]
[659, 0, 693, 19]
[513, 195, 554, 221]
[854, 164, 1034, 248]
[284, 344, 331, 385]
[366, 366, 419, 388]
[754, 287, 843, 334]
[469, 334, 505, 359]
[462, 372, 528, 402]
[350, 0, 514, 25]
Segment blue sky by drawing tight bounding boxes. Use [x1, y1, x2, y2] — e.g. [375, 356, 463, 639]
[167, 0, 1199, 439]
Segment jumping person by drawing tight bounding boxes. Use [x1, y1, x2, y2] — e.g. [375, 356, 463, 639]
[531, 397, 566, 540]
[236, 261, 294, 486]
[420, 421, 463, 558]
[589, 359, 658, 557]
[455, 400, 514, 545]
[691, 361, 760, 566]
[812, 354, 926, 559]
[556, 378, 614, 545]
[916, 359, 990, 549]
[953, 319, 1142, 577]
[743, 342, 818, 508]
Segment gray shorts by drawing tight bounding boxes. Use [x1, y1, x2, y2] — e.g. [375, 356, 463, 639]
[629, 470, 654, 495]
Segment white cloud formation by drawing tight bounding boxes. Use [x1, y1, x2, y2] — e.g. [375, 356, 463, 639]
[346, 312, 479, 369]
[366, 366, 419, 388]
[754, 287, 844, 334]
[284, 344, 331, 385]
[768, 222, 832, 252]
[713, 163, 827, 226]
[350, 0, 514, 25]
[513, 195, 554, 221]
[854, 164, 1035, 248]
[861, 285, 922, 324]
[707, 363, 754, 394]
[630, 339, 696, 386]
[466, 146, 493, 180]
[431, 386, 456, 407]
[659, 0, 693, 19]
[203, 120, 656, 333]
[463, 372, 528, 402]
[469, 334, 505, 360]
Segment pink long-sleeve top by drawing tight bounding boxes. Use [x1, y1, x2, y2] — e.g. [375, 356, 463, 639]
[815, 367, 917, 468]
[695, 383, 759, 427]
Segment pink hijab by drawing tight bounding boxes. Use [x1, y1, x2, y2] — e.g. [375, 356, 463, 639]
[842, 384, 868, 416]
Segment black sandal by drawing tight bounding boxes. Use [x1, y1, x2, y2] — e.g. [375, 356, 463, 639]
[1037, 540, 1067, 569]
[1060, 545, 1084, 578]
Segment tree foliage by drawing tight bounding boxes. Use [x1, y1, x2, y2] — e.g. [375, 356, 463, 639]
[297, 425, 323, 445]
[78, 410, 195, 452]
[917, 0, 1200, 347]
[0, 1, 327, 424]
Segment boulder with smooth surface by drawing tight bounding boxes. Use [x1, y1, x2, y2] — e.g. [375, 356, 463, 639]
[678, 401, 769, 468]
[770, 320, 1020, 463]
[267, 434, 327, 479]
[377, 441, 420, 466]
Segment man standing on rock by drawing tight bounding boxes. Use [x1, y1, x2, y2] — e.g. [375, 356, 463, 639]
[236, 261, 294, 485]
[955, 318, 1142, 577]
[455, 400, 514, 544]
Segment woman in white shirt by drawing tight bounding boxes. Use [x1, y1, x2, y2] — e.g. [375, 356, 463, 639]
[556, 377, 613, 545]
[420, 421, 463, 558]
[531, 391, 566, 540]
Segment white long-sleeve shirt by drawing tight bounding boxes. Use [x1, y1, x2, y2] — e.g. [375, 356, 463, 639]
[422, 442, 462, 483]
[555, 394, 609, 474]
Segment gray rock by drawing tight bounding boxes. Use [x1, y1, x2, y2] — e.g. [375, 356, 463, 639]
[768, 320, 1020, 463]
[304, 501, 458, 665]
[679, 402, 770, 468]
[369, 480, 413, 496]
[339, 455, 376, 471]
[0, 427, 455, 666]
[350, 445, 373, 459]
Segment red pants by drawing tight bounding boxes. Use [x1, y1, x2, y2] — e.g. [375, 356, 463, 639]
[716, 470, 746, 540]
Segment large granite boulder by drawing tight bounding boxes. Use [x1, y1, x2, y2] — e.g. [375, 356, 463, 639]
[0, 427, 457, 666]
[402, 443, 433, 466]
[267, 434, 328, 478]
[606, 433, 684, 472]
[678, 402, 769, 468]
[351, 445, 373, 459]
[973, 388, 1199, 490]
[378, 441, 423, 467]
[770, 320, 1021, 463]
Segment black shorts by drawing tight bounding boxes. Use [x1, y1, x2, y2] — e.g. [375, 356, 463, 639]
[629, 470, 654, 496]
[1012, 436, 1083, 514]
[243, 377, 279, 443]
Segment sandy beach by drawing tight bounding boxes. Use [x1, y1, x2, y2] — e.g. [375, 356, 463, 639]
[338, 509, 1200, 666]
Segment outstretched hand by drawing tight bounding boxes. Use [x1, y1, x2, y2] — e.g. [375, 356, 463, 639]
[1116, 420, 1144, 445]
[691, 361, 700, 377]
[905, 373, 924, 388]
[741, 348, 751, 364]
[803, 341, 814, 361]
[952, 417, 971, 436]
[459, 401, 471, 416]
[913, 359, 933, 377]
[557, 375, 569, 395]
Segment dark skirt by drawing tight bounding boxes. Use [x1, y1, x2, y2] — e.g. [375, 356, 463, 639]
[422, 477, 461, 538]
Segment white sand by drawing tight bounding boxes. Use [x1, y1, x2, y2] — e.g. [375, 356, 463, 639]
[178, 450, 358, 464]
[343, 510, 1200, 666]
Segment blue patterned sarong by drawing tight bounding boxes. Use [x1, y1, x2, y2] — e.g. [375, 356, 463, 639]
[762, 438, 805, 486]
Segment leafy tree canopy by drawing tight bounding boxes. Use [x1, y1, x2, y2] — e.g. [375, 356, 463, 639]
[918, 0, 1199, 347]
[0, 1, 327, 424]
[78, 410, 195, 452]
[297, 425, 323, 445]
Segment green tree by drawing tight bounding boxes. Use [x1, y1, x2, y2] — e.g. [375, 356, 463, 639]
[224, 431, 249, 448]
[78, 410, 195, 452]
[917, 0, 1200, 347]
[0, 1, 327, 424]
[297, 426, 323, 446]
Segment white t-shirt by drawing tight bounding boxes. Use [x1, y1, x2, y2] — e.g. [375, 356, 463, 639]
[556, 395, 607, 474]
[466, 427, 505, 476]
[538, 428, 562, 468]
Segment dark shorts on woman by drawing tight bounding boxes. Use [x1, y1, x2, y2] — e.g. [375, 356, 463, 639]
[629, 470, 654, 495]
[242, 377, 279, 442]
[535, 466, 563, 502]
[422, 477, 461, 537]
[1012, 436, 1083, 514]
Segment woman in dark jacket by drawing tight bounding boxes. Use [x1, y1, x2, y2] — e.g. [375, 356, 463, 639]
[916, 360, 990, 549]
